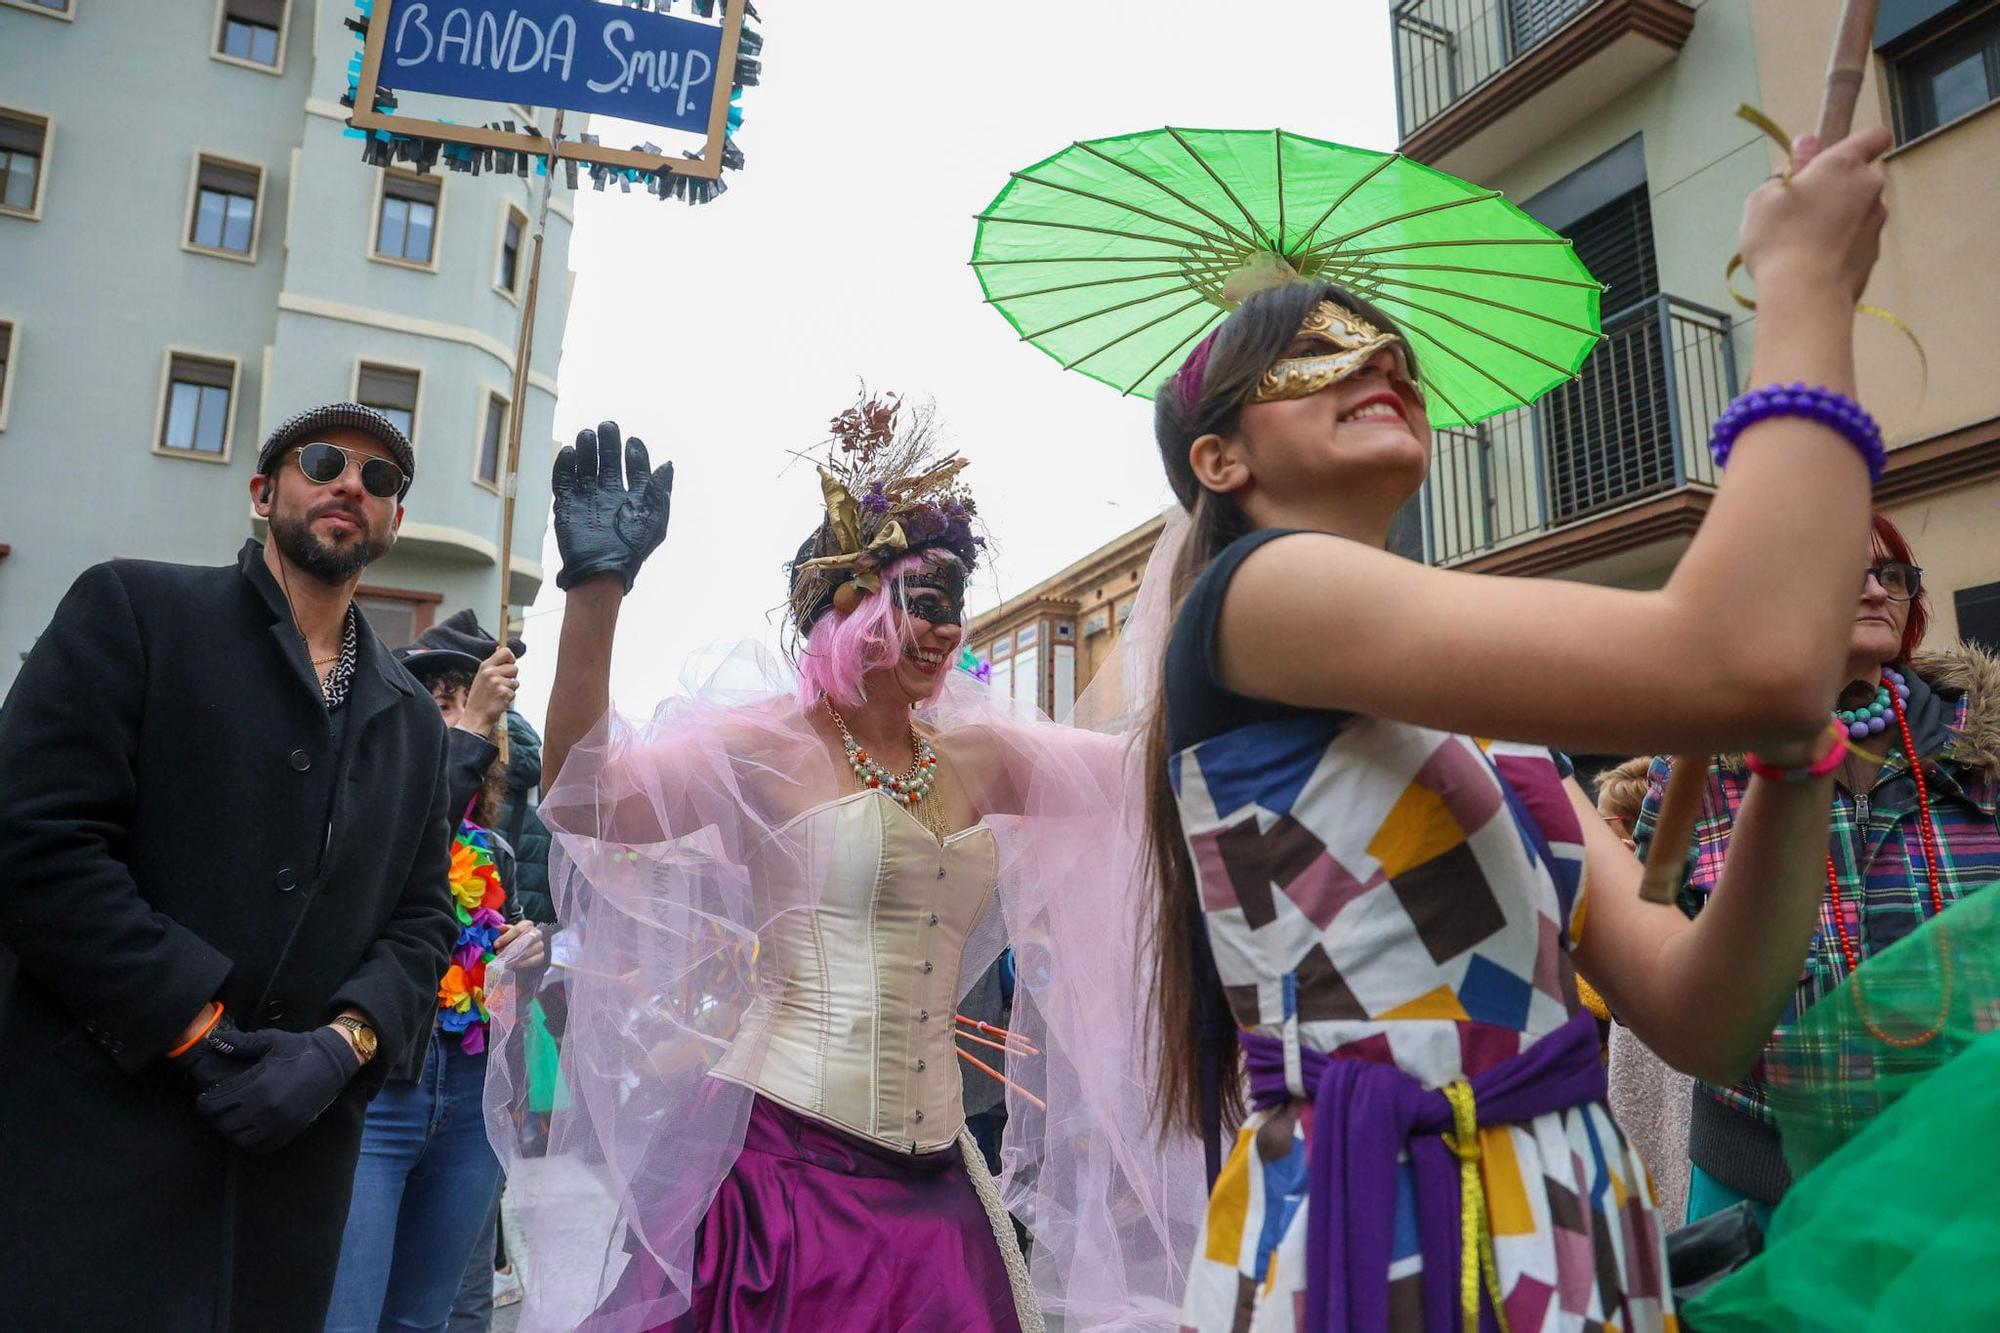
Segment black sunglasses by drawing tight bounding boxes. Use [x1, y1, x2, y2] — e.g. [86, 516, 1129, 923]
[1863, 561, 1923, 602]
[296, 441, 407, 500]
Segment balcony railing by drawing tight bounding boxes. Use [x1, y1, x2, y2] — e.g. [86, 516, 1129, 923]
[1422, 293, 1736, 567]
[1393, 0, 1596, 136]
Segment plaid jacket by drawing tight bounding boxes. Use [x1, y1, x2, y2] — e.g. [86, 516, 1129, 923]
[1632, 645, 2000, 1125]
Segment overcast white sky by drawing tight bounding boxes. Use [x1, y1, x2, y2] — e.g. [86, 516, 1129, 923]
[516, 0, 1399, 721]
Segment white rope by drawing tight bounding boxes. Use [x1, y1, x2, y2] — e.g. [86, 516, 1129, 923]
[958, 1127, 1045, 1333]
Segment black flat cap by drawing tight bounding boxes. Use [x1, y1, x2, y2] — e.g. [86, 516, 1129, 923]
[256, 402, 416, 496]
[395, 609, 526, 680]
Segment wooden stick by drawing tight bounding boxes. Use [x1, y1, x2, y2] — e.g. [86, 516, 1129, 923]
[956, 1029, 1035, 1059]
[1638, 755, 1706, 904]
[957, 1047, 1047, 1110]
[955, 1013, 1039, 1055]
[1816, 0, 1883, 144]
[1640, 0, 1880, 905]
[493, 109, 566, 765]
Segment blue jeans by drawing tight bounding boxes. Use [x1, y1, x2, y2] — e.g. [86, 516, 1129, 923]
[327, 1030, 503, 1333]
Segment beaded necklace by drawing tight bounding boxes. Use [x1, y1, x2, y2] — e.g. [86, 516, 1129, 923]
[1825, 666, 1949, 1047]
[823, 695, 945, 839]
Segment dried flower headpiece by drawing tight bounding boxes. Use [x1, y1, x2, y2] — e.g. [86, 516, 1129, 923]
[787, 389, 984, 631]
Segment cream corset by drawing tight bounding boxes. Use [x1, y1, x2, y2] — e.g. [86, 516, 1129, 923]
[711, 790, 1000, 1152]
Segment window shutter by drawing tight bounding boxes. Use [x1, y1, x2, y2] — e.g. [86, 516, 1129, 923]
[1538, 187, 1672, 523]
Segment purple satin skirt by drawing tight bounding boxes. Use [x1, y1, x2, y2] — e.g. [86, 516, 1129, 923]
[649, 1095, 1022, 1332]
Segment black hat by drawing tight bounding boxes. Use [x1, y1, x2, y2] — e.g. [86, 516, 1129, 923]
[395, 609, 525, 681]
[257, 402, 416, 496]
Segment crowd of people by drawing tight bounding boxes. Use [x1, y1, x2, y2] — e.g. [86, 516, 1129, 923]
[2, 116, 1997, 1333]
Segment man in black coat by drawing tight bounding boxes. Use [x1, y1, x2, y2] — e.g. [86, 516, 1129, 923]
[0, 403, 461, 1329]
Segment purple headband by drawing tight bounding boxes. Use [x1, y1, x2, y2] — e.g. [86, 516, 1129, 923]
[1171, 330, 1221, 414]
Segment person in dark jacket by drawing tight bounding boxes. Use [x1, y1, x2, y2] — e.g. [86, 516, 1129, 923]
[0, 402, 460, 1330]
[498, 708, 556, 925]
[327, 611, 543, 1332]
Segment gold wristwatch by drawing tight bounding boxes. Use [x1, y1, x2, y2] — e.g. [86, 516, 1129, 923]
[330, 1015, 378, 1065]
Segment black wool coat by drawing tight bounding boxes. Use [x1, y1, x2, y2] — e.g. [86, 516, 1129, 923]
[0, 540, 459, 1330]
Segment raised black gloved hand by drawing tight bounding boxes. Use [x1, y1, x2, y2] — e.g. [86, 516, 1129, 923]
[552, 420, 674, 593]
[169, 1011, 261, 1093]
[195, 1025, 358, 1155]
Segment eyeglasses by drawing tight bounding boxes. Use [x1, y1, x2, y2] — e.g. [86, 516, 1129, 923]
[296, 441, 407, 500]
[1863, 561, 1923, 602]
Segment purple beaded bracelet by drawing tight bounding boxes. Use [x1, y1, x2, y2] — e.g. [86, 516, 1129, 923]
[1708, 383, 1885, 485]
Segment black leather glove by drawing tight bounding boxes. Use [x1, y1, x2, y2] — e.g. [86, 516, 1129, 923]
[169, 1011, 260, 1093]
[552, 420, 674, 593]
[195, 1026, 358, 1155]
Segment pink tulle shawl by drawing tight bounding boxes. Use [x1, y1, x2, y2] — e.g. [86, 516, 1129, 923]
[483, 516, 1206, 1331]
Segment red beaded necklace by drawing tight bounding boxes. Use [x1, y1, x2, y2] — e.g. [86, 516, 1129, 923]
[1824, 671, 1950, 1047]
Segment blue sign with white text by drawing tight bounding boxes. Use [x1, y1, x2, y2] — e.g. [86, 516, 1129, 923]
[381, 0, 724, 136]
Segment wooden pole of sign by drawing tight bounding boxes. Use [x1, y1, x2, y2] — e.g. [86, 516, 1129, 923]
[492, 109, 566, 765]
[1638, 0, 1881, 905]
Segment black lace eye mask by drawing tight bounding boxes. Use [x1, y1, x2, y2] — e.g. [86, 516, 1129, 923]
[902, 567, 967, 627]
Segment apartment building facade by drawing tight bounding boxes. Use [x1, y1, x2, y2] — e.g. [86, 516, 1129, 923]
[0, 0, 576, 689]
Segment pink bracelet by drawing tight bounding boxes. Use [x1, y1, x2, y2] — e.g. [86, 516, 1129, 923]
[1745, 724, 1845, 782]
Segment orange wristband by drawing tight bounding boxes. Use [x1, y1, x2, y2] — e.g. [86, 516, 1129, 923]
[165, 1002, 223, 1059]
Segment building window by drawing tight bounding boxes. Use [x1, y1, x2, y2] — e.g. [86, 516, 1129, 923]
[0, 109, 49, 218]
[478, 392, 508, 487]
[374, 173, 440, 266]
[495, 205, 527, 297]
[992, 635, 1012, 658]
[1017, 623, 1038, 648]
[0, 321, 14, 429]
[357, 363, 420, 440]
[188, 156, 261, 256]
[1055, 621, 1073, 639]
[1115, 599, 1135, 626]
[159, 353, 236, 456]
[1890, 4, 2000, 140]
[216, 0, 285, 67]
[1083, 611, 1109, 636]
[2, 0, 72, 18]
[355, 589, 440, 649]
[1958, 580, 2000, 654]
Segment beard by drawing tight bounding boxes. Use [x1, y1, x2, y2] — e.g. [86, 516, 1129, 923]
[269, 503, 394, 585]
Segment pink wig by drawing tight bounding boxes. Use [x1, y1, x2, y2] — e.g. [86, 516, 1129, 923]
[795, 550, 958, 708]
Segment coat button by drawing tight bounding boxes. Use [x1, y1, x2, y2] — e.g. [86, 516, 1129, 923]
[913, 1109, 925, 1123]
[276, 867, 297, 892]
[918, 1009, 929, 1022]
[922, 960, 934, 974]
[110, 1040, 125, 1056]
[290, 750, 312, 772]
[915, 1058, 927, 1072]
[927, 913, 939, 927]
[263, 1001, 285, 1021]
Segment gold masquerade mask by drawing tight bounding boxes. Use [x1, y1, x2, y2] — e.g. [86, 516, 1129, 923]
[1250, 301, 1407, 405]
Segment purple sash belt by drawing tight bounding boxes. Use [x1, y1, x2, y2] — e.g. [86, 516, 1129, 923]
[1241, 1012, 1606, 1332]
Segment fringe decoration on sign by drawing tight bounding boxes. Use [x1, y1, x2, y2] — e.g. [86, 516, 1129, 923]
[341, 0, 759, 205]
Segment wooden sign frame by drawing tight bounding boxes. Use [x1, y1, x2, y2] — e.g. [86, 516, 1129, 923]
[348, 0, 748, 180]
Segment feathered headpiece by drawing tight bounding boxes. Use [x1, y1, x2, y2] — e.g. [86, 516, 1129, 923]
[787, 390, 982, 632]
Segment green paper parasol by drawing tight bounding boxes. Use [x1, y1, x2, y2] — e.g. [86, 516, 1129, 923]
[971, 127, 1604, 427]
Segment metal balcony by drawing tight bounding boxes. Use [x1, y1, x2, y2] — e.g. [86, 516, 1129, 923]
[1421, 293, 1736, 568]
[1394, 0, 1596, 135]
[1391, 0, 1695, 180]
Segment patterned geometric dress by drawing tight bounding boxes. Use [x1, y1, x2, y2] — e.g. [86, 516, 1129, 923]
[1168, 531, 1672, 1333]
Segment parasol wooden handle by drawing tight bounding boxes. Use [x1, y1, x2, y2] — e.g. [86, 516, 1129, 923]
[1638, 755, 1705, 905]
[1814, 0, 1883, 145]
[1638, 0, 1882, 906]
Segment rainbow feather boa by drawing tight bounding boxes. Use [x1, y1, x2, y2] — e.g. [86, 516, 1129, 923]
[439, 824, 506, 1054]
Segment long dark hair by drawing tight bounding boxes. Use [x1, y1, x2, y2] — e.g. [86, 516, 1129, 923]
[1143, 282, 1419, 1138]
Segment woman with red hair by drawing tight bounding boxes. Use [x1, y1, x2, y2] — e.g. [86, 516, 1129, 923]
[1633, 510, 2000, 1228]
